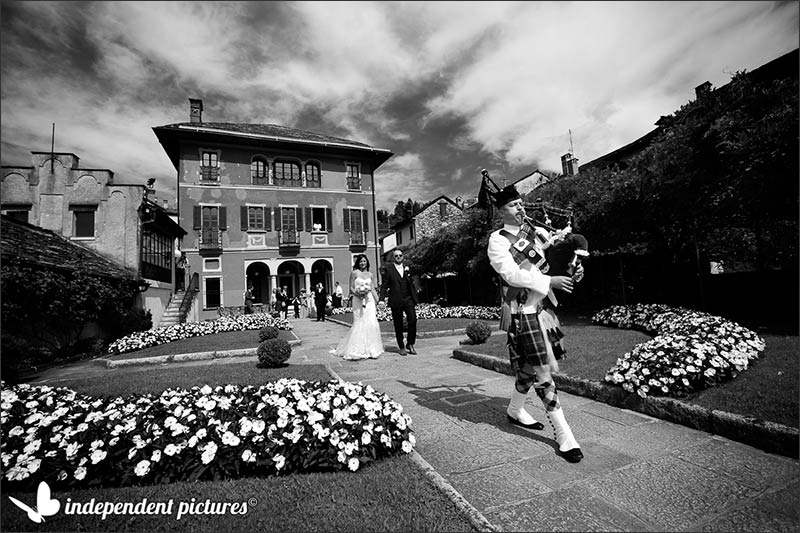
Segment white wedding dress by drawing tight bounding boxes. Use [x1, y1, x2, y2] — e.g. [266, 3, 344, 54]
[331, 276, 384, 360]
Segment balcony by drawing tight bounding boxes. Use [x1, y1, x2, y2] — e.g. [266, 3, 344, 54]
[348, 231, 367, 252]
[200, 166, 219, 182]
[198, 227, 222, 254]
[279, 229, 300, 255]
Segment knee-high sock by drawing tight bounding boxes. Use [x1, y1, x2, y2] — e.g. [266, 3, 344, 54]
[533, 380, 560, 412]
[507, 389, 541, 426]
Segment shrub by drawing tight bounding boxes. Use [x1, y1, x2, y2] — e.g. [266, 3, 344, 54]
[465, 321, 492, 344]
[257, 338, 292, 368]
[258, 325, 280, 342]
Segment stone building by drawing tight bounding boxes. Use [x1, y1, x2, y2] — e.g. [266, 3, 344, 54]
[0, 152, 186, 326]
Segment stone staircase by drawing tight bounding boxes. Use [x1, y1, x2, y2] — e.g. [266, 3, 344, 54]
[159, 290, 187, 328]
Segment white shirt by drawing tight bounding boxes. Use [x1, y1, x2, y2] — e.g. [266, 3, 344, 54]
[487, 223, 551, 315]
[334, 285, 343, 297]
[394, 262, 405, 277]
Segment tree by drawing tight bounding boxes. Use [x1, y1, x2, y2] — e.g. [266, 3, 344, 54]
[534, 70, 798, 271]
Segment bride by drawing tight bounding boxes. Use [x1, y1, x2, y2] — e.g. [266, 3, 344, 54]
[331, 254, 384, 360]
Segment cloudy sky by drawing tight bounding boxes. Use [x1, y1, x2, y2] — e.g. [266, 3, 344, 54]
[1, 1, 797, 210]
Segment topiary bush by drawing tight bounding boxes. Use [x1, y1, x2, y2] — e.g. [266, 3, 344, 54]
[257, 338, 292, 368]
[465, 321, 492, 344]
[258, 325, 280, 342]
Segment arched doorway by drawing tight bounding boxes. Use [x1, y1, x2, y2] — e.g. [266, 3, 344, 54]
[310, 259, 333, 292]
[246, 262, 270, 304]
[277, 260, 304, 298]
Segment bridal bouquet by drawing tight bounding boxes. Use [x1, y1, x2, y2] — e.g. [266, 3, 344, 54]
[353, 279, 371, 308]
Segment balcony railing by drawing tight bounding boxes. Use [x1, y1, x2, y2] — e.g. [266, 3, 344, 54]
[200, 166, 219, 181]
[348, 231, 366, 246]
[198, 227, 222, 250]
[279, 229, 299, 246]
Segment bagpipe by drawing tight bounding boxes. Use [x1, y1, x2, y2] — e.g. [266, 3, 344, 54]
[481, 170, 589, 330]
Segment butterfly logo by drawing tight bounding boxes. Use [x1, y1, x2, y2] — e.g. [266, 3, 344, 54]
[8, 481, 61, 523]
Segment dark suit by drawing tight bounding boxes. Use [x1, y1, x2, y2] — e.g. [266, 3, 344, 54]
[380, 263, 418, 349]
[314, 287, 328, 321]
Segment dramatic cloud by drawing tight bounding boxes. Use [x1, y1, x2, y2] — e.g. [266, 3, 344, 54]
[1, 1, 797, 210]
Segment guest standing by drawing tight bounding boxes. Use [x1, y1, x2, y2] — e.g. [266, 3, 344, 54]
[313, 283, 329, 322]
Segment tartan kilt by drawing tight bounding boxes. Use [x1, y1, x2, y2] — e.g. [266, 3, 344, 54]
[507, 313, 550, 370]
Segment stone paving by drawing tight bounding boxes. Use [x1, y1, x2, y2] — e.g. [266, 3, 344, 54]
[28, 318, 800, 532]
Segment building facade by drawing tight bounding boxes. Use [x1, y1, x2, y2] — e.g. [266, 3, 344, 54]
[380, 195, 464, 260]
[153, 99, 393, 320]
[0, 152, 186, 326]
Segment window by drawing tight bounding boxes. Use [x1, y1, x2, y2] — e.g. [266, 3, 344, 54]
[193, 205, 225, 249]
[343, 208, 368, 245]
[204, 276, 222, 309]
[71, 206, 96, 238]
[276, 207, 302, 244]
[439, 202, 447, 218]
[141, 227, 172, 282]
[307, 206, 332, 232]
[251, 158, 268, 185]
[346, 164, 361, 190]
[409, 224, 415, 240]
[305, 162, 321, 188]
[273, 160, 302, 187]
[201, 151, 219, 181]
[397, 231, 403, 245]
[1, 205, 30, 223]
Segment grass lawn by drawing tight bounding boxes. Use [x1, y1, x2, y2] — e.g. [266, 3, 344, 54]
[332, 314, 494, 334]
[2, 362, 477, 532]
[103, 329, 297, 361]
[463, 323, 799, 428]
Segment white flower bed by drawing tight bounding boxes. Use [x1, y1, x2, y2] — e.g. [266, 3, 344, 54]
[1, 378, 415, 491]
[593, 304, 765, 398]
[107, 313, 292, 355]
[332, 303, 500, 322]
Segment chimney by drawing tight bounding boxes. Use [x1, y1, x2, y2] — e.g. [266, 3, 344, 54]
[189, 98, 203, 123]
[695, 81, 712, 99]
[561, 153, 579, 176]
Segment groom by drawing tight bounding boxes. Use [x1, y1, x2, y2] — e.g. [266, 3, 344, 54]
[380, 249, 418, 355]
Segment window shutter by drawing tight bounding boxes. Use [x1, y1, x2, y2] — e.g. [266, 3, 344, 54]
[343, 208, 351, 232]
[326, 208, 333, 233]
[193, 206, 201, 229]
[362, 209, 369, 232]
[275, 208, 282, 231]
[305, 208, 312, 231]
[241, 206, 248, 231]
[219, 207, 227, 230]
[265, 207, 272, 231]
[296, 207, 304, 232]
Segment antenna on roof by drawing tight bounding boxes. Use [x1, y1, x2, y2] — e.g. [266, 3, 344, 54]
[569, 129, 574, 155]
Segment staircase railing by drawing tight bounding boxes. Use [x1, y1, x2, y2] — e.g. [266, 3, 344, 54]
[177, 272, 199, 323]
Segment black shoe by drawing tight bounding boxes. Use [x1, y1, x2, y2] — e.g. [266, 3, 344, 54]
[557, 447, 584, 463]
[398, 348, 407, 356]
[506, 414, 544, 430]
[406, 344, 417, 355]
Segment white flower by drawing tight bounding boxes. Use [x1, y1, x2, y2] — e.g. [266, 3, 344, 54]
[401, 440, 413, 453]
[90, 449, 107, 464]
[222, 431, 241, 446]
[273, 454, 286, 470]
[348, 457, 360, 471]
[201, 442, 218, 464]
[134, 460, 151, 477]
[74, 466, 87, 480]
[151, 449, 162, 462]
[241, 449, 256, 463]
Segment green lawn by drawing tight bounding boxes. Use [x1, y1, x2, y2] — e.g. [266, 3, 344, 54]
[1, 362, 477, 532]
[463, 324, 799, 428]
